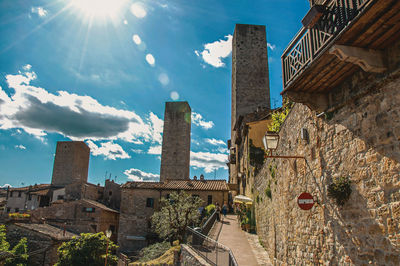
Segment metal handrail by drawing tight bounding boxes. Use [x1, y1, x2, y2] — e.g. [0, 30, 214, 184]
[186, 226, 238, 266]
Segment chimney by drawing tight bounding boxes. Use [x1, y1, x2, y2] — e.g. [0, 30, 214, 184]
[200, 174, 204, 181]
[193, 176, 197, 180]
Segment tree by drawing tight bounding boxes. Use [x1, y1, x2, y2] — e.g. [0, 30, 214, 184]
[151, 191, 203, 243]
[0, 224, 29, 266]
[55, 232, 118, 266]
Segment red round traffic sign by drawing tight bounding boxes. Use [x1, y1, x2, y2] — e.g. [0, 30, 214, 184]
[297, 192, 314, 210]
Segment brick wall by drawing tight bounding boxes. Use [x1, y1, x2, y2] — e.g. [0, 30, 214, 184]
[254, 40, 400, 264]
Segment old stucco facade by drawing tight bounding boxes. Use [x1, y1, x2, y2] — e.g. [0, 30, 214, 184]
[254, 39, 400, 265]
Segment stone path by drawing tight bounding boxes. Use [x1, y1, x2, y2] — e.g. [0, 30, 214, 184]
[215, 214, 273, 266]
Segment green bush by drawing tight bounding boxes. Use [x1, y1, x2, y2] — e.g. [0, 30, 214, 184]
[265, 185, 272, 199]
[328, 176, 352, 206]
[205, 204, 215, 215]
[138, 242, 171, 262]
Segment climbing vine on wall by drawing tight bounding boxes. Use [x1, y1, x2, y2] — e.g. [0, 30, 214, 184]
[268, 98, 293, 132]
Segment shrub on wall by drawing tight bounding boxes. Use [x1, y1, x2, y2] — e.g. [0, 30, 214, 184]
[268, 98, 293, 132]
[327, 176, 352, 206]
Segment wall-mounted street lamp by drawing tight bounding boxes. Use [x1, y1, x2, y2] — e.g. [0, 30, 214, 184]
[262, 131, 305, 160]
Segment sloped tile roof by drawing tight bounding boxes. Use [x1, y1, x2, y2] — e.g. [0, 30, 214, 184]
[80, 199, 119, 213]
[122, 179, 229, 191]
[9, 184, 51, 192]
[15, 223, 77, 240]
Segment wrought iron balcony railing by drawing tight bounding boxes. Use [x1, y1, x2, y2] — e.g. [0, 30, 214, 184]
[282, 0, 370, 90]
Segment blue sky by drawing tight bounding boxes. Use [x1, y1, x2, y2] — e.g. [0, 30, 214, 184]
[0, 0, 309, 187]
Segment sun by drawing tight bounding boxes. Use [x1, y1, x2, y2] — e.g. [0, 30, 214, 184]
[70, 0, 127, 19]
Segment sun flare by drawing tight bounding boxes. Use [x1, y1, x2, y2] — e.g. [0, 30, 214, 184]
[70, 0, 127, 19]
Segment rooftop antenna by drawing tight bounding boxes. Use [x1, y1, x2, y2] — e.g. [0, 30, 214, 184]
[115, 176, 117, 183]
[105, 171, 108, 183]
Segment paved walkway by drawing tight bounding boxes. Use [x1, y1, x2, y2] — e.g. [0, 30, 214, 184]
[213, 214, 272, 266]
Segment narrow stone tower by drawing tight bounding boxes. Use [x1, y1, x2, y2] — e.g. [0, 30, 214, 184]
[51, 141, 90, 186]
[231, 24, 271, 131]
[160, 101, 191, 182]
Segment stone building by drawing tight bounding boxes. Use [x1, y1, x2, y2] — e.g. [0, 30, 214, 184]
[6, 223, 76, 266]
[160, 101, 191, 182]
[51, 141, 90, 187]
[118, 100, 230, 253]
[118, 178, 229, 253]
[251, 0, 400, 265]
[228, 24, 272, 196]
[30, 198, 119, 242]
[4, 184, 52, 213]
[229, 109, 272, 196]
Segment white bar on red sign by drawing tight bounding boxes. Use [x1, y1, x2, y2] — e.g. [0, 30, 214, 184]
[298, 199, 313, 204]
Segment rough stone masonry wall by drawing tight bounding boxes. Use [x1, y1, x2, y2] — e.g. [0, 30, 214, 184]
[231, 24, 270, 132]
[254, 59, 400, 264]
[160, 101, 191, 182]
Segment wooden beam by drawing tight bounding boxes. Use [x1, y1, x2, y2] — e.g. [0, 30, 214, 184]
[329, 44, 387, 73]
[285, 91, 328, 112]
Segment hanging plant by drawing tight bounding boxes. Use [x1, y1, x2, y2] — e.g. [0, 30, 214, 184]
[327, 176, 352, 206]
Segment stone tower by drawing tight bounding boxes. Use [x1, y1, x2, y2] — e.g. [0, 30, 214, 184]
[51, 141, 90, 186]
[231, 24, 271, 131]
[160, 101, 191, 182]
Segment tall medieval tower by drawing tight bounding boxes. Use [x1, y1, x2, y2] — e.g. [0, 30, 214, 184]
[51, 141, 90, 186]
[160, 101, 191, 182]
[231, 24, 271, 132]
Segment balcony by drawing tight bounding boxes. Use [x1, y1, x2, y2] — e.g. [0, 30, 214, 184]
[281, 0, 400, 111]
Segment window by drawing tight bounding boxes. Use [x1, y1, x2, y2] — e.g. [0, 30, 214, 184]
[9, 192, 13, 197]
[28, 194, 32, 201]
[109, 191, 112, 196]
[6, 208, 10, 213]
[207, 195, 212, 205]
[146, 198, 154, 208]
[82, 207, 95, 213]
[109, 225, 116, 233]
[15, 208, 19, 213]
[18, 192, 22, 197]
[57, 195, 64, 200]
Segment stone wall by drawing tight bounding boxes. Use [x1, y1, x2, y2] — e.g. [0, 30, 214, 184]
[231, 24, 270, 132]
[51, 141, 90, 186]
[118, 188, 228, 253]
[180, 244, 211, 266]
[255, 63, 400, 264]
[7, 224, 62, 266]
[104, 179, 121, 210]
[160, 101, 191, 182]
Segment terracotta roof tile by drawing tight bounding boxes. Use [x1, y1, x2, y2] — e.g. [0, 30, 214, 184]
[14, 223, 77, 240]
[80, 199, 119, 213]
[122, 180, 229, 191]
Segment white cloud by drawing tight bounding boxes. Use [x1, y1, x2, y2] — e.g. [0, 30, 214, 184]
[158, 73, 169, 86]
[123, 19, 128, 24]
[205, 138, 225, 146]
[0, 66, 163, 144]
[267, 43, 276, 51]
[195, 35, 232, 68]
[15, 144, 26, 150]
[86, 140, 130, 160]
[0, 184, 12, 188]
[148, 145, 161, 155]
[131, 148, 144, 154]
[146, 54, 155, 66]
[190, 151, 228, 173]
[22, 64, 32, 71]
[124, 168, 159, 182]
[130, 2, 147, 18]
[191, 112, 214, 130]
[31, 7, 48, 17]
[132, 34, 141, 45]
[170, 91, 179, 101]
